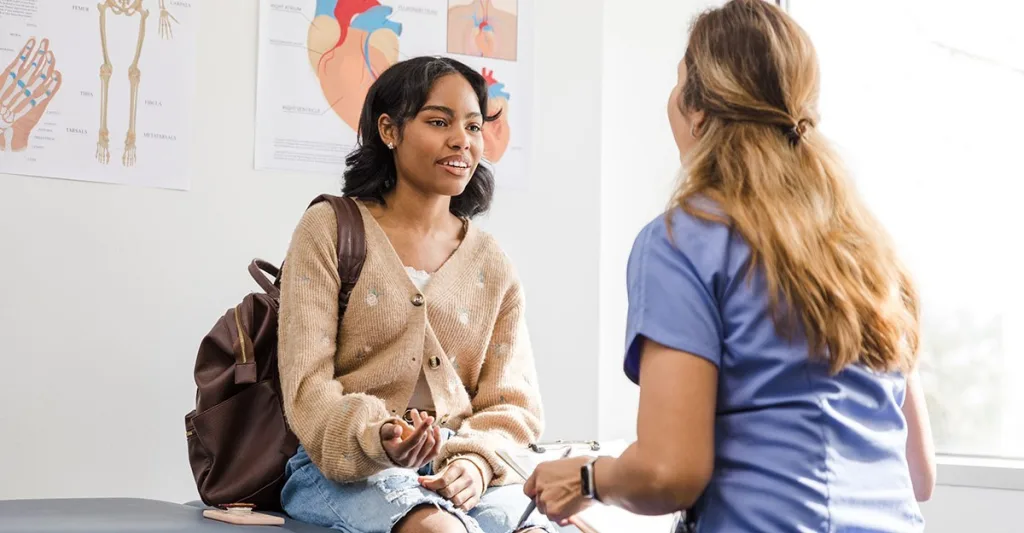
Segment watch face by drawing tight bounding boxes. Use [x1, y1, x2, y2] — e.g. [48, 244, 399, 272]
[581, 461, 595, 498]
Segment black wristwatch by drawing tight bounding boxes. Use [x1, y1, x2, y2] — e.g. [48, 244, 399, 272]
[581, 457, 602, 501]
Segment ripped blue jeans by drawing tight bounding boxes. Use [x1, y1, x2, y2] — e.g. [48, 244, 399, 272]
[281, 441, 554, 533]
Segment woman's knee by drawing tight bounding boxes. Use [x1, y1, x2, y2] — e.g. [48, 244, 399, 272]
[393, 504, 468, 533]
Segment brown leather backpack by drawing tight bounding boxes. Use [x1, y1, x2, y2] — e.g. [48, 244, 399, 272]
[185, 194, 365, 511]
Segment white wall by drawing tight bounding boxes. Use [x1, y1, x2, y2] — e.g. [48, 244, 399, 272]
[0, 0, 603, 502]
[596, 0, 718, 443]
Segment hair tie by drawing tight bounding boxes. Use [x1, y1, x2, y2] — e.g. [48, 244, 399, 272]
[784, 118, 813, 145]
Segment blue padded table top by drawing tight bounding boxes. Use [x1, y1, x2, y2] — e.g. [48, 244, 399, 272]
[0, 498, 335, 533]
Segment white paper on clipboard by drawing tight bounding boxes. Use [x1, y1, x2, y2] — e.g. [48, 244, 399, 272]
[496, 440, 679, 533]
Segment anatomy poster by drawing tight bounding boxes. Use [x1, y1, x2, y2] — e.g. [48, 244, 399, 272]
[0, 0, 198, 190]
[255, 0, 533, 190]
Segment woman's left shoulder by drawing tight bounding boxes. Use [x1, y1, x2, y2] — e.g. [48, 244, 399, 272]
[466, 224, 522, 290]
[628, 204, 751, 301]
[633, 205, 735, 261]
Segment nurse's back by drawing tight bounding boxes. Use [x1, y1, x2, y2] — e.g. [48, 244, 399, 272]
[617, 1, 937, 531]
[627, 208, 927, 531]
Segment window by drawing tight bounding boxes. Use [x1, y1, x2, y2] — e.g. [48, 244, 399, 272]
[788, 0, 1024, 461]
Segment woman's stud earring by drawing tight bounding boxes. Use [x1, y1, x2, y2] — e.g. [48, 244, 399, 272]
[387, 142, 395, 150]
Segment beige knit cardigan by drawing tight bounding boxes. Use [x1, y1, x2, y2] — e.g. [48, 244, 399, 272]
[277, 200, 544, 487]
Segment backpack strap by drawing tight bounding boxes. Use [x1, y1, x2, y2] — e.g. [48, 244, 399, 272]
[307, 194, 367, 318]
[235, 196, 365, 385]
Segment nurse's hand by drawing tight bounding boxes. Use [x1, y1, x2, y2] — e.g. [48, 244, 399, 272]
[524, 456, 596, 525]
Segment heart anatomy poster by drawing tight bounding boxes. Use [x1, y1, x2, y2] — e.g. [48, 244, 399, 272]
[254, 0, 533, 190]
[0, 0, 199, 190]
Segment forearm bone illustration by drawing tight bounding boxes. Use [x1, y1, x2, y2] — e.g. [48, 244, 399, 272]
[96, 0, 175, 166]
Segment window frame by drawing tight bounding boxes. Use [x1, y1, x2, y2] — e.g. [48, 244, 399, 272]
[937, 457, 1024, 491]
[779, 0, 1024, 493]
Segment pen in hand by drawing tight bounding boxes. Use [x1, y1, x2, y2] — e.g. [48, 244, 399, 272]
[516, 446, 574, 528]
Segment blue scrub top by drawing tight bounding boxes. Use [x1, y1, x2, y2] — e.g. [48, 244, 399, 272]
[624, 203, 925, 532]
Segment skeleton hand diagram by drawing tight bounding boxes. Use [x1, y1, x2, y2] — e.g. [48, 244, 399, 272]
[159, 1, 179, 40]
[0, 38, 62, 153]
[96, 0, 177, 167]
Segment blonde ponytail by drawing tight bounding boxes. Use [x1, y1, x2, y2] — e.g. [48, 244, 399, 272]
[676, 0, 920, 374]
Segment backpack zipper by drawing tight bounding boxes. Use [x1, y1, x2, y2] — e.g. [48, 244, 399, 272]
[233, 305, 247, 364]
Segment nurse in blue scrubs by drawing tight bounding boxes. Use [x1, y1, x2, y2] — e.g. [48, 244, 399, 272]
[525, 2, 936, 531]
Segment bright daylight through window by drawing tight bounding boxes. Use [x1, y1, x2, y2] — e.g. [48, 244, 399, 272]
[788, 0, 1024, 460]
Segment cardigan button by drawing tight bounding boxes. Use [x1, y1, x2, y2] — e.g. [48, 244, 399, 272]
[411, 294, 425, 307]
[428, 356, 441, 369]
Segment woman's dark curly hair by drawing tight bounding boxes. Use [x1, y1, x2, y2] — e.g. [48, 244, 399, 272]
[341, 56, 500, 219]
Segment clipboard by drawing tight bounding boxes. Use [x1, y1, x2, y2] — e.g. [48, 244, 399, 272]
[496, 440, 680, 533]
